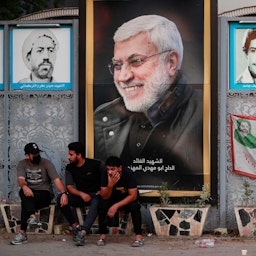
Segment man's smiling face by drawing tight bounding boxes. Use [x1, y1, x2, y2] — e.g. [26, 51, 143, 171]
[113, 32, 173, 112]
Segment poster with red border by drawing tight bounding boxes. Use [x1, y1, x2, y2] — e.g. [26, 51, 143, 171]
[230, 114, 256, 178]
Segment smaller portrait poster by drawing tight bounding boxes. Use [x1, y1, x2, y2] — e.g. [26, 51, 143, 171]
[10, 26, 72, 90]
[230, 114, 256, 178]
[0, 27, 3, 90]
[230, 22, 256, 90]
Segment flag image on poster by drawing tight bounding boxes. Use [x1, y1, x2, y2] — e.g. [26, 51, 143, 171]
[230, 114, 256, 178]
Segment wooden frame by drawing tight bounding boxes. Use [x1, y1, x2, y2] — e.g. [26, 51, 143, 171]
[85, 0, 211, 197]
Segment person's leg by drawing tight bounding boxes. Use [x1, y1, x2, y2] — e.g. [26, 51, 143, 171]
[19, 189, 33, 232]
[129, 201, 142, 235]
[19, 189, 51, 231]
[56, 193, 85, 236]
[56, 193, 82, 225]
[97, 197, 113, 245]
[27, 190, 52, 225]
[126, 200, 144, 246]
[34, 190, 52, 210]
[82, 193, 100, 233]
[11, 189, 31, 245]
[11, 189, 51, 245]
[71, 193, 100, 246]
[75, 193, 101, 245]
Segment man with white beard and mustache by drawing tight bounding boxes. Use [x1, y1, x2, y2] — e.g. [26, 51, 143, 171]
[19, 29, 58, 83]
[94, 15, 203, 191]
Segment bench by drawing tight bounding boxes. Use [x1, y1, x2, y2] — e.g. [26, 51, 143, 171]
[0, 203, 55, 234]
[0, 203, 133, 235]
[75, 207, 133, 235]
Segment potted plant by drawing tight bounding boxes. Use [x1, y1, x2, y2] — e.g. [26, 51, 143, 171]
[234, 179, 256, 237]
[159, 182, 171, 206]
[149, 183, 211, 236]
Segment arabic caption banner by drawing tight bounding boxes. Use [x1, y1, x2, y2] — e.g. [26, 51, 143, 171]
[230, 114, 256, 178]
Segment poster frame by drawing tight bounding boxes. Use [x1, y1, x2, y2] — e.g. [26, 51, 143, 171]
[86, 0, 211, 197]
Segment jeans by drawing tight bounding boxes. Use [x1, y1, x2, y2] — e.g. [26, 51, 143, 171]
[98, 197, 142, 235]
[56, 192, 100, 233]
[19, 189, 52, 231]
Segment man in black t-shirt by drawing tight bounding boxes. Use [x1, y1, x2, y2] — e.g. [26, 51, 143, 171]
[56, 142, 102, 246]
[97, 156, 143, 247]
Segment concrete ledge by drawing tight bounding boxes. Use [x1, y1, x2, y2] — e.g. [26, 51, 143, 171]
[76, 207, 133, 235]
[0, 203, 55, 234]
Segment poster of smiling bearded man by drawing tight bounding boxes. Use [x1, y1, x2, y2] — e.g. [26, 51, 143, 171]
[92, 0, 211, 193]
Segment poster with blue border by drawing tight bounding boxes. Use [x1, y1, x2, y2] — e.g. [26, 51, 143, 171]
[0, 27, 3, 90]
[230, 22, 256, 90]
[10, 25, 72, 90]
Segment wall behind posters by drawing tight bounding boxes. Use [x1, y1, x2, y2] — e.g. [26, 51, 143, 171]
[0, 20, 78, 204]
[219, 15, 256, 230]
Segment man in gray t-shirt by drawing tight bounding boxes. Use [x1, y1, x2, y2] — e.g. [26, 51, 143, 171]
[11, 142, 68, 245]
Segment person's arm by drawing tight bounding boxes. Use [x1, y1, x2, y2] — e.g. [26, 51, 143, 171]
[18, 176, 34, 197]
[107, 188, 138, 218]
[18, 176, 27, 188]
[53, 177, 68, 207]
[100, 186, 113, 200]
[67, 185, 92, 203]
[100, 170, 121, 199]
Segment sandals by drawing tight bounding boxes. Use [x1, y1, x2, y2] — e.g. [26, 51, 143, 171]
[96, 237, 144, 247]
[97, 238, 106, 246]
[131, 240, 144, 247]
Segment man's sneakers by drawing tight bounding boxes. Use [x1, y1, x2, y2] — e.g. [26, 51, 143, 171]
[74, 231, 86, 246]
[27, 217, 42, 227]
[10, 232, 28, 245]
[69, 224, 81, 235]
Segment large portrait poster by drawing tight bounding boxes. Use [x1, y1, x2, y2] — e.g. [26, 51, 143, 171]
[91, 0, 211, 196]
[10, 26, 72, 90]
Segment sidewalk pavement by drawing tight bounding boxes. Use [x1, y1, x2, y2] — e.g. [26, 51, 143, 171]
[1, 230, 256, 256]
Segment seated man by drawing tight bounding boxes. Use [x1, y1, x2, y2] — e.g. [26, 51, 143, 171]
[97, 156, 143, 247]
[11, 143, 68, 245]
[56, 142, 102, 246]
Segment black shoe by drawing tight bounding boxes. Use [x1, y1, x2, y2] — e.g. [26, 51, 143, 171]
[74, 231, 85, 246]
[69, 224, 81, 235]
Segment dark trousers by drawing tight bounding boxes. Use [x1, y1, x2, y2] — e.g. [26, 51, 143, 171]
[56, 192, 100, 233]
[98, 197, 142, 235]
[19, 189, 52, 231]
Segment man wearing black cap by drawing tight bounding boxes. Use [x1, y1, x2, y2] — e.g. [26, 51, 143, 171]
[11, 142, 68, 245]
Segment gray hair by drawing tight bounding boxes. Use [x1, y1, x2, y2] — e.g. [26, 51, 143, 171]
[113, 15, 183, 70]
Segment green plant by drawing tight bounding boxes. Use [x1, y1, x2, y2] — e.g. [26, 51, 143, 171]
[159, 182, 171, 206]
[195, 183, 211, 207]
[158, 182, 211, 207]
[242, 180, 254, 206]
